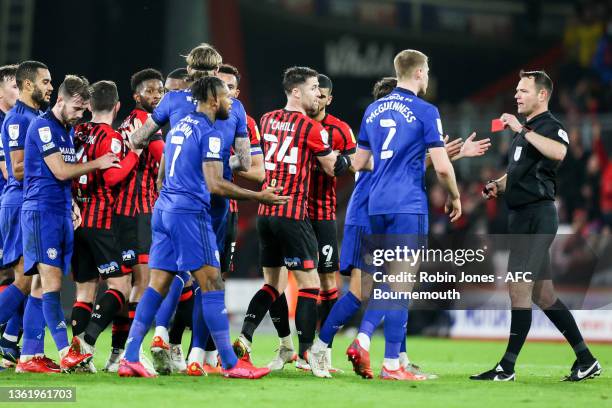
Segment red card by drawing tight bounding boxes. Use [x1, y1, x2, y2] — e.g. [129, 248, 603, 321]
[491, 119, 506, 132]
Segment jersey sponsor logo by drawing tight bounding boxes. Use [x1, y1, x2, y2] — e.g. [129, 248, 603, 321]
[46, 248, 58, 260]
[8, 124, 19, 140]
[558, 129, 569, 144]
[111, 138, 122, 154]
[97, 261, 120, 275]
[514, 146, 523, 161]
[38, 126, 52, 143]
[209, 137, 221, 154]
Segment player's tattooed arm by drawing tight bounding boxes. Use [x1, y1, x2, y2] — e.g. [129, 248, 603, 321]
[129, 117, 160, 149]
[235, 153, 265, 183]
[203, 160, 289, 205]
[229, 137, 252, 172]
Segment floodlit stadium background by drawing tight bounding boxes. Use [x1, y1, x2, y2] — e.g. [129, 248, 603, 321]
[1, 0, 611, 341]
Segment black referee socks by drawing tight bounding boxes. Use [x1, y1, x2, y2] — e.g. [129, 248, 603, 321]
[500, 308, 532, 372]
[544, 299, 595, 364]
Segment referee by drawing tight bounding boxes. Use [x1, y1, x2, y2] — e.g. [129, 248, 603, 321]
[471, 70, 601, 382]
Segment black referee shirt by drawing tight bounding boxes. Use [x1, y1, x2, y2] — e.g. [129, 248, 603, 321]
[505, 111, 569, 209]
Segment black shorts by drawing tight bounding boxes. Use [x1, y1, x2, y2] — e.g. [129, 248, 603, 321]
[311, 219, 339, 274]
[72, 227, 125, 283]
[221, 210, 238, 274]
[507, 201, 558, 280]
[257, 216, 318, 270]
[114, 213, 152, 267]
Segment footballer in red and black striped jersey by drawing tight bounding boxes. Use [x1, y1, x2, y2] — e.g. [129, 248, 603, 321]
[72, 120, 138, 282]
[114, 69, 165, 270]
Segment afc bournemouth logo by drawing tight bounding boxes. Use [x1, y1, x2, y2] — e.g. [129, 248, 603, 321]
[47, 248, 58, 260]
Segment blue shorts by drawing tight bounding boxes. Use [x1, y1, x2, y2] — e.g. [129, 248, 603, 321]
[149, 208, 220, 273]
[369, 213, 429, 251]
[369, 213, 429, 236]
[339, 223, 371, 276]
[22, 210, 73, 275]
[0, 206, 23, 267]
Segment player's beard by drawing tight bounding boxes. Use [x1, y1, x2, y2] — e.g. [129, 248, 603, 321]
[216, 105, 230, 121]
[32, 86, 50, 110]
[140, 98, 156, 113]
[61, 107, 80, 127]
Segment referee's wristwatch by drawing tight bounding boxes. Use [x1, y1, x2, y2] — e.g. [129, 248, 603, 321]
[518, 125, 532, 137]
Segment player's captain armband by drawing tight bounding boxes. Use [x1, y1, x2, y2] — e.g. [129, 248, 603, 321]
[38, 127, 52, 143]
[209, 137, 221, 154]
[557, 129, 569, 144]
[320, 129, 329, 146]
[8, 124, 19, 140]
[111, 138, 122, 154]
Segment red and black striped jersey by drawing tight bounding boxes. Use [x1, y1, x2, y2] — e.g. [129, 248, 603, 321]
[308, 113, 356, 220]
[258, 109, 331, 220]
[72, 122, 136, 229]
[230, 114, 262, 213]
[114, 108, 164, 216]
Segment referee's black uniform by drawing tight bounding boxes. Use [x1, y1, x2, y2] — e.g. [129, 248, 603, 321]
[504, 111, 569, 280]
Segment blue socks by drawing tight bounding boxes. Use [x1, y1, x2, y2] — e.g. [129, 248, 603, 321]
[22, 296, 45, 357]
[42, 291, 68, 352]
[0, 284, 26, 325]
[155, 275, 185, 329]
[358, 300, 385, 337]
[125, 287, 163, 362]
[201, 291, 237, 369]
[383, 309, 408, 359]
[319, 291, 361, 344]
[191, 287, 210, 349]
[2, 298, 25, 340]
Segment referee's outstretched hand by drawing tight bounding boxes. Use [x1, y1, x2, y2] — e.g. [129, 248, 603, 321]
[257, 187, 290, 205]
[445, 197, 462, 223]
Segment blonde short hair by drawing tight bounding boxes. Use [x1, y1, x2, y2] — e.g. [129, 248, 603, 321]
[393, 49, 428, 80]
[186, 43, 222, 75]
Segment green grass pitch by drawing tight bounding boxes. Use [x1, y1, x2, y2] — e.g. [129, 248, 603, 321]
[3, 331, 610, 408]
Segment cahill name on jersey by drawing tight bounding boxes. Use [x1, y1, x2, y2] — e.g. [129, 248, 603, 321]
[357, 87, 444, 216]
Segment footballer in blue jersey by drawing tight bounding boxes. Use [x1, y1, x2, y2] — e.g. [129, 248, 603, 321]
[119, 75, 286, 379]
[21, 75, 120, 372]
[351, 50, 461, 381]
[0, 64, 19, 272]
[0, 62, 53, 369]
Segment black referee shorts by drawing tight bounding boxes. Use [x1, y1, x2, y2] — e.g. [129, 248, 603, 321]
[311, 219, 339, 274]
[507, 200, 558, 280]
[257, 216, 318, 271]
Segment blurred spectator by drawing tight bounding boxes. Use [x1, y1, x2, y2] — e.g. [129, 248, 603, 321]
[593, 19, 612, 84]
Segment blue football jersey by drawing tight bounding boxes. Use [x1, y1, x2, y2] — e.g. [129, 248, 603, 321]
[151, 89, 196, 129]
[0, 109, 6, 196]
[22, 110, 76, 214]
[357, 87, 445, 215]
[1, 101, 41, 207]
[344, 171, 372, 227]
[155, 111, 223, 213]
